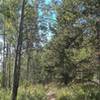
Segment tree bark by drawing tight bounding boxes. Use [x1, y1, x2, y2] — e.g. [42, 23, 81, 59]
[12, 0, 25, 100]
[2, 23, 7, 88]
[96, 20, 100, 85]
[7, 44, 11, 89]
[26, 0, 38, 82]
[26, 38, 32, 81]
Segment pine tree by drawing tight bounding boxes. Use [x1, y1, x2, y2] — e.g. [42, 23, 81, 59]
[12, 0, 25, 100]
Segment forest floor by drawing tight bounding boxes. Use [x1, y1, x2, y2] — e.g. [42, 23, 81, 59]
[0, 83, 99, 100]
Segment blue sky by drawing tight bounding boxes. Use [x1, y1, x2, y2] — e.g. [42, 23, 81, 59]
[45, 0, 51, 5]
[28, 0, 52, 5]
[28, 0, 62, 21]
[28, 0, 61, 41]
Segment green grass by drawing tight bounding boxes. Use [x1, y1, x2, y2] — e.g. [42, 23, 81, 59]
[0, 83, 100, 100]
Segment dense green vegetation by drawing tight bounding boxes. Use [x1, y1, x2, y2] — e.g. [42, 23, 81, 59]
[0, 83, 100, 100]
[0, 0, 100, 100]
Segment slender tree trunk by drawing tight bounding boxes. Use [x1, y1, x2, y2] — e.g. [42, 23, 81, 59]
[26, 42, 31, 81]
[8, 58, 11, 89]
[26, 0, 38, 82]
[12, 0, 25, 100]
[2, 24, 7, 88]
[26, 32, 35, 82]
[26, 55, 30, 80]
[34, 0, 40, 49]
[96, 20, 100, 85]
[7, 44, 11, 89]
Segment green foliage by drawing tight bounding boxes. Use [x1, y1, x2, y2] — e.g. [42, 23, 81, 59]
[0, 84, 100, 100]
[0, 89, 11, 100]
[17, 84, 47, 100]
[56, 84, 100, 100]
[0, 0, 100, 99]
[0, 85, 47, 100]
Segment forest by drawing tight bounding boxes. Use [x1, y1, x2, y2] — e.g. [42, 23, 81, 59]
[0, 0, 100, 100]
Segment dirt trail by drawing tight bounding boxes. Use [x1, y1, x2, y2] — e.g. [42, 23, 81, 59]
[47, 91, 56, 100]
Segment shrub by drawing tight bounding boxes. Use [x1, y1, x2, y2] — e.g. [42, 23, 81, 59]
[56, 84, 100, 100]
[17, 84, 47, 100]
[0, 89, 11, 100]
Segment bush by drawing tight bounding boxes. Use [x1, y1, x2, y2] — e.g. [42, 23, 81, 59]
[0, 83, 100, 100]
[0, 89, 11, 100]
[17, 84, 47, 100]
[0, 84, 47, 100]
[56, 84, 100, 100]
